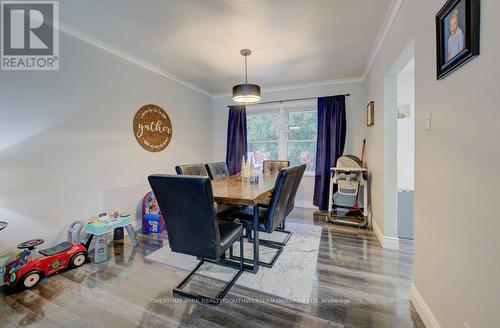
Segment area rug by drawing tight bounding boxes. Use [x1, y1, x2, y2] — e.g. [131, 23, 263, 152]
[145, 222, 323, 303]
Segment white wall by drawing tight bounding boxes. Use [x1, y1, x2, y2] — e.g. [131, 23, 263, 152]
[365, 0, 500, 327]
[0, 32, 213, 253]
[397, 68, 415, 191]
[213, 80, 366, 208]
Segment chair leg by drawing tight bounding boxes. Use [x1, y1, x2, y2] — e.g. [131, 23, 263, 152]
[173, 237, 244, 305]
[244, 228, 252, 239]
[248, 228, 293, 248]
[277, 217, 286, 231]
[239, 234, 244, 270]
[212, 236, 244, 301]
[206, 237, 253, 272]
[223, 207, 262, 273]
[259, 230, 293, 248]
[258, 243, 283, 268]
[229, 237, 283, 268]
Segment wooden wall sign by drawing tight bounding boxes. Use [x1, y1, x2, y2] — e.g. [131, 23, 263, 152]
[133, 104, 172, 152]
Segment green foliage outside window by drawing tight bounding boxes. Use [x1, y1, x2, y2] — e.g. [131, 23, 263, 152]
[247, 109, 317, 171]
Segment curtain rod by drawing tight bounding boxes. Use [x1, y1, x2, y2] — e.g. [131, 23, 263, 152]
[227, 94, 350, 107]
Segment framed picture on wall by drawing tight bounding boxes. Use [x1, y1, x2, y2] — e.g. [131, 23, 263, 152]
[436, 0, 480, 80]
[367, 101, 375, 126]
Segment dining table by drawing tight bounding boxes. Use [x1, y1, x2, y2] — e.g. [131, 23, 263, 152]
[211, 173, 277, 273]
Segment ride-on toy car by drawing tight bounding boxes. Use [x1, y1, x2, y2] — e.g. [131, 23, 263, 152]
[2, 239, 88, 289]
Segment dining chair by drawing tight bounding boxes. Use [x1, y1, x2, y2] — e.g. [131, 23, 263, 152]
[227, 165, 300, 268]
[262, 160, 290, 174]
[148, 175, 244, 305]
[175, 163, 236, 215]
[175, 163, 208, 176]
[284, 163, 307, 217]
[205, 162, 230, 180]
[203, 161, 242, 217]
[251, 164, 306, 248]
[274, 164, 306, 246]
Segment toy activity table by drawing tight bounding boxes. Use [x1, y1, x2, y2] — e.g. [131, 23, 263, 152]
[84, 215, 138, 263]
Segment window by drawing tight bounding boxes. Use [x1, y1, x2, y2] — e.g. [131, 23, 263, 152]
[247, 101, 317, 172]
[247, 112, 279, 169]
[287, 110, 317, 170]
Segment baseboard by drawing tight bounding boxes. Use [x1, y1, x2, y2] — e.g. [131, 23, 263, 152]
[372, 219, 384, 246]
[410, 283, 442, 328]
[383, 236, 400, 250]
[372, 219, 400, 250]
[294, 200, 316, 209]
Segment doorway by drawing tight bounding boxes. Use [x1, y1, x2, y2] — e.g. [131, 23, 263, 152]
[382, 40, 415, 248]
[396, 59, 415, 239]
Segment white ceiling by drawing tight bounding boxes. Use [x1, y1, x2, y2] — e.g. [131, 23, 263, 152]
[61, 0, 394, 95]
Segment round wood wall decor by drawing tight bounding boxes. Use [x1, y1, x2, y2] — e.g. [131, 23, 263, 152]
[133, 104, 173, 152]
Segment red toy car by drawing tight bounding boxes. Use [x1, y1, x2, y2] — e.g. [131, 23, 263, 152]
[2, 239, 88, 289]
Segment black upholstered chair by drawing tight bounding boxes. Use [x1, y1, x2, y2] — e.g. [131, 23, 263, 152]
[251, 164, 306, 248]
[205, 162, 230, 180]
[148, 175, 244, 305]
[274, 164, 306, 245]
[284, 164, 306, 216]
[175, 163, 235, 216]
[262, 160, 290, 175]
[228, 166, 300, 267]
[175, 164, 208, 176]
[204, 161, 240, 216]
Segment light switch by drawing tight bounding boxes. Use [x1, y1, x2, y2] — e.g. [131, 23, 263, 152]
[424, 112, 432, 130]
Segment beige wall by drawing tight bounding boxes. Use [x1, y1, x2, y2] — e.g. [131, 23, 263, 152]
[212, 81, 366, 208]
[365, 0, 500, 326]
[1, 1, 499, 325]
[0, 33, 213, 252]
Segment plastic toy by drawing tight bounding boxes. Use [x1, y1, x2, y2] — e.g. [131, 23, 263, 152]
[67, 220, 85, 242]
[84, 214, 138, 263]
[2, 238, 88, 290]
[141, 192, 164, 234]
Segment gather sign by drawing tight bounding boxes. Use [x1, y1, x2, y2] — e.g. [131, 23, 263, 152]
[133, 104, 172, 152]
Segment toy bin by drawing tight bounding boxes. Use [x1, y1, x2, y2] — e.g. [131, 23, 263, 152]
[141, 191, 165, 234]
[143, 214, 164, 234]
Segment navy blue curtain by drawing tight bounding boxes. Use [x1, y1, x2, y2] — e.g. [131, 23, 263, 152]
[313, 96, 347, 210]
[226, 105, 248, 175]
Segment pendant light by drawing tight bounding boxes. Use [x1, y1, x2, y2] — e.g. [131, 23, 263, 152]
[232, 49, 261, 104]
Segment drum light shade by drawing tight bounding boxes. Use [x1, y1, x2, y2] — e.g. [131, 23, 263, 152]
[232, 83, 261, 103]
[232, 49, 262, 104]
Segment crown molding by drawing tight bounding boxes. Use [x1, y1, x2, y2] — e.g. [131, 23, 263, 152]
[58, 22, 213, 97]
[60, 21, 364, 99]
[362, 0, 405, 79]
[214, 0, 406, 99]
[212, 77, 365, 98]
[58, 0, 404, 99]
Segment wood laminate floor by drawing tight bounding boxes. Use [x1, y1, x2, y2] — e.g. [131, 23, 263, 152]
[0, 208, 424, 328]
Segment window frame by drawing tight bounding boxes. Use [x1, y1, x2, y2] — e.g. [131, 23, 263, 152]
[246, 100, 317, 176]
